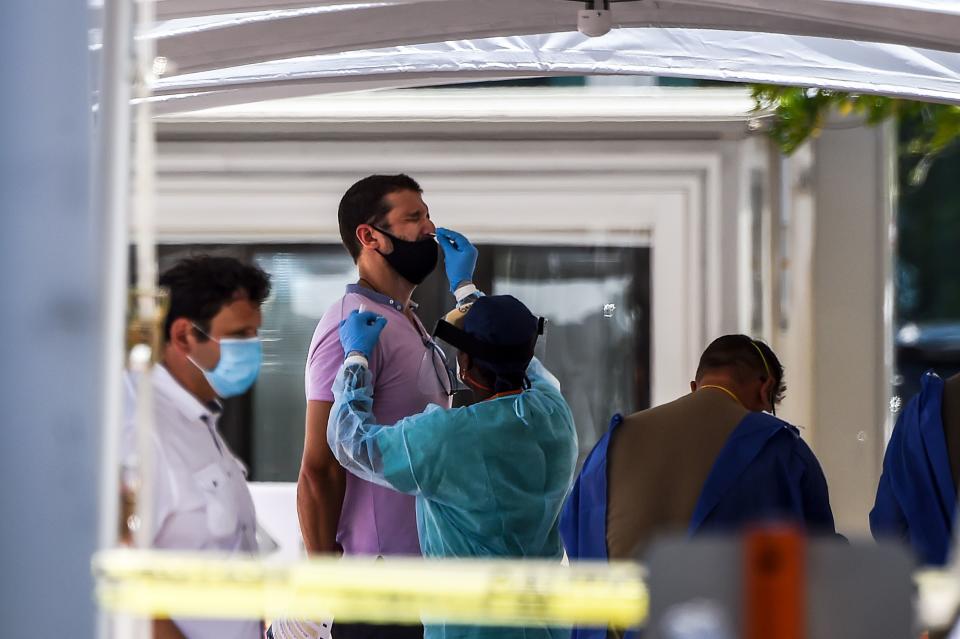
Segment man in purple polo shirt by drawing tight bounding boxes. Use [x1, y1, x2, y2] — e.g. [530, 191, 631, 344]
[299, 174, 452, 639]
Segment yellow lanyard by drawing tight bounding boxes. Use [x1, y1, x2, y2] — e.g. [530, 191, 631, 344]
[699, 384, 744, 408]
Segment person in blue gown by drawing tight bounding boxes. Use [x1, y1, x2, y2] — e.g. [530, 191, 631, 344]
[559, 335, 837, 639]
[871, 371, 960, 566]
[327, 229, 578, 639]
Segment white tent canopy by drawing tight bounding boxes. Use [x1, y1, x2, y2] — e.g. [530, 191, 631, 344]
[151, 30, 960, 113]
[135, 0, 960, 113]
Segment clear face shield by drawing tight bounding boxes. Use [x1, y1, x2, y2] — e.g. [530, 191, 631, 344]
[416, 336, 468, 397]
[431, 315, 545, 391]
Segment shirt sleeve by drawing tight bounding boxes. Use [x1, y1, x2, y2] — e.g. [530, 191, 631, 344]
[306, 318, 380, 402]
[870, 466, 909, 542]
[306, 324, 347, 402]
[794, 440, 838, 535]
[148, 441, 180, 540]
[869, 418, 909, 543]
[327, 361, 453, 497]
[121, 372, 177, 541]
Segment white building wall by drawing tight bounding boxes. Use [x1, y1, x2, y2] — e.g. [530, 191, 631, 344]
[153, 88, 760, 405]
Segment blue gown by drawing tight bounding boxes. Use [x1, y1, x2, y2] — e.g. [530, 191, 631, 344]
[559, 411, 836, 639]
[329, 357, 579, 639]
[871, 371, 957, 566]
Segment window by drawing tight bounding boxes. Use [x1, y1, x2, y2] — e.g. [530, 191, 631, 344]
[155, 242, 650, 478]
[489, 245, 650, 462]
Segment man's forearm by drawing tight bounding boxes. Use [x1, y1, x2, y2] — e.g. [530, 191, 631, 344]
[153, 619, 187, 639]
[297, 467, 346, 554]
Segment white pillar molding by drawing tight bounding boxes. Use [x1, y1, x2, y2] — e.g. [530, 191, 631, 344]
[784, 122, 894, 537]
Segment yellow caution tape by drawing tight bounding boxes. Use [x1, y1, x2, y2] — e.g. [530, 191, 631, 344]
[93, 549, 648, 629]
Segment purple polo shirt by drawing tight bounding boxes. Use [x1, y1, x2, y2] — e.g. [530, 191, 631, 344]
[305, 284, 451, 556]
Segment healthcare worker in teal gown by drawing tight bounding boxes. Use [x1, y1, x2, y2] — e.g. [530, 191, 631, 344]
[327, 229, 578, 639]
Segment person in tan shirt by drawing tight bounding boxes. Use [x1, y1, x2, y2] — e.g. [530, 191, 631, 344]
[560, 335, 836, 639]
[604, 375, 758, 560]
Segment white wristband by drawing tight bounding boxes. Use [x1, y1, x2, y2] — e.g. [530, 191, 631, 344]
[454, 283, 479, 304]
[344, 353, 369, 368]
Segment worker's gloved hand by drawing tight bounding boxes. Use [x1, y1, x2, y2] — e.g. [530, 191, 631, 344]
[339, 310, 387, 359]
[436, 227, 478, 293]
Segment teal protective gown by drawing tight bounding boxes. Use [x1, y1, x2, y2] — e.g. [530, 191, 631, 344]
[329, 357, 578, 639]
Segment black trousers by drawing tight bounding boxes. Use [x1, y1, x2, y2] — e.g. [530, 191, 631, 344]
[332, 622, 424, 639]
[267, 622, 424, 639]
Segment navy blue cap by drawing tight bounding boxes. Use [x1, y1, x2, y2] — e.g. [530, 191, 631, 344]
[463, 295, 539, 349]
[433, 295, 543, 366]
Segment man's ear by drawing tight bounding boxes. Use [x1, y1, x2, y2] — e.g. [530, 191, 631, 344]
[168, 317, 194, 355]
[356, 224, 383, 251]
[760, 376, 777, 410]
[690, 380, 697, 394]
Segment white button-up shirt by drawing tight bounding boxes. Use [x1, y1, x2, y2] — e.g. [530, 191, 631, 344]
[123, 364, 260, 639]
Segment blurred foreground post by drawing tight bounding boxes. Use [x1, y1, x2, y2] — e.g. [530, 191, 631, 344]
[0, 1, 105, 637]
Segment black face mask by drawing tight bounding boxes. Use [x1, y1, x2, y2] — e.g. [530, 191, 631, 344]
[373, 226, 439, 285]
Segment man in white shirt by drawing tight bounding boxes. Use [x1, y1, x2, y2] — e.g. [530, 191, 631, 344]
[122, 255, 271, 639]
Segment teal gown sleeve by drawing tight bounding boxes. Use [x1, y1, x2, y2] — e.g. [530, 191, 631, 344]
[526, 356, 562, 393]
[328, 357, 563, 499]
[327, 361, 451, 495]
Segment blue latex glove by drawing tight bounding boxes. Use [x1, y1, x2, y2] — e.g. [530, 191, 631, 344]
[435, 227, 479, 293]
[338, 310, 387, 359]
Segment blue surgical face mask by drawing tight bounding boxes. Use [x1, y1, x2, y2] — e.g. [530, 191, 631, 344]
[189, 324, 263, 398]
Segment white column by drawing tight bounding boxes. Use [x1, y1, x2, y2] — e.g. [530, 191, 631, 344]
[806, 122, 895, 536]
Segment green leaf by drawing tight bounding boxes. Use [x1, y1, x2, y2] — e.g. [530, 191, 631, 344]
[751, 86, 960, 186]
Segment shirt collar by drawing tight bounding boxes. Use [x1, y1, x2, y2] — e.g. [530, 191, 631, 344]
[153, 364, 221, 426]
[346, 283, 418, 313]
